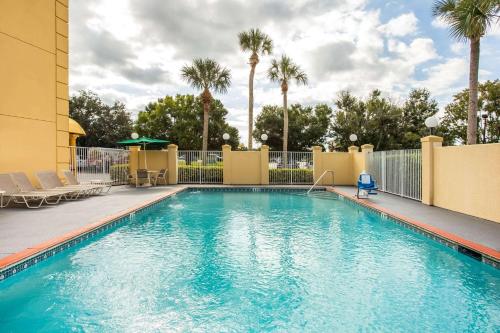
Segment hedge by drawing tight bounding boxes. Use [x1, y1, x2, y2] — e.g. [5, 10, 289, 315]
[178, 165, 223, 182]
[269, 168, 313, 184]
[110, 164, 129, 183]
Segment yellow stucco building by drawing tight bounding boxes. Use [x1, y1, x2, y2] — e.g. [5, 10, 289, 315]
[0, 0, 72, 181]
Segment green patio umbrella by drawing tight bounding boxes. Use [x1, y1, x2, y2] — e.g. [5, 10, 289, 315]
[117, 136, 169, 169]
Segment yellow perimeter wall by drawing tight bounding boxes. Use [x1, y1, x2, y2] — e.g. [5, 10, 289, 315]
[433, 143, 500, 223]
[0, 0, 70, 184]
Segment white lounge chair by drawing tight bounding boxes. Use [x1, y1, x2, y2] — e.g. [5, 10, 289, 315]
[63, 170, 112, 193]
[0, 173, 63, 208]
[36, 171, 103, 197]
[11, 172, 77, 201]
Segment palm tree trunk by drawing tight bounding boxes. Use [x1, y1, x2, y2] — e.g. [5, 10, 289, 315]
[248, 63, 256, 150]
[282, 90, 288, 166]
[202, 101, 209, 152]
[467, 37, 480, 145]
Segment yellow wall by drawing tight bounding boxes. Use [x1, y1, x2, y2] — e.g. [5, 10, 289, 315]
[316, 152, 353, 185]
[0, 0, 69, 183]
[128, 145, 178, 184]
[432, 143, 500, 223]
[138, 151, 169, 171]
[225, 151, 262, 184]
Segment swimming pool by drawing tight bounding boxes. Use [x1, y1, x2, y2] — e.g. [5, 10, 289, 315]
[1, 189, 499, 332]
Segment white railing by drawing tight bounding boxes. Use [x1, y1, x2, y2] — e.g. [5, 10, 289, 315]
[69, 146, 130, 185]
[269, 151, 313, 184]
[177, 150, 223, 184]
[367, 149, 422, 200]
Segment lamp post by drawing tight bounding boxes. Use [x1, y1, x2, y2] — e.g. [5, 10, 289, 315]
[223, 133, 230, 145]
[424, 116, 439, 135]
[481, 113, 488, 143]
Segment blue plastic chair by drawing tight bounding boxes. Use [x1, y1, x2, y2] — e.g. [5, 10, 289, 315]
[356, 173, 378, 199]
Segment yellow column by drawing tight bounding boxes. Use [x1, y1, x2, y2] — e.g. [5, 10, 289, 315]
[312, 146, 323, 184]
[167, 144, 178, 184]
[361, 144, 374, 154]
[260, 145, 269, 185]
[129, 146, 140, 181]
[359, 143, 374, 171]
[55, 0, 70, 176]
[348, 145, 359, 154]
[421, 136, 443, 205]
[222, 145, 232, 185]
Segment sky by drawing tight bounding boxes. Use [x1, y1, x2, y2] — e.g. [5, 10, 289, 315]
[69, 0, 500, 144]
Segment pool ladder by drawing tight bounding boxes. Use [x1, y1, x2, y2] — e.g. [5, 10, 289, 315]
[307, 170, 335, 194]
[304, 170, 338, 200]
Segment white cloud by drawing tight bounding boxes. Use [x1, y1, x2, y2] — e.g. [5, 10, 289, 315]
[388, 38, 438, 64]
[417, 58, 468, 97]
[450, 42, 465, 54]
[379, 13, 418, 37]
[431, 16, 448, 29]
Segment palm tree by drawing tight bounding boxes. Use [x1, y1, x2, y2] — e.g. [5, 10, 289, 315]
[268, 55, 308, 156]
[433, 0, 499, 144]
[181, 58, 231, 151]
[238, 28, 273, 150]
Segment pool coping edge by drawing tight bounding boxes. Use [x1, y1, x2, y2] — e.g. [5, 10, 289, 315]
[0, 187, 188, 277]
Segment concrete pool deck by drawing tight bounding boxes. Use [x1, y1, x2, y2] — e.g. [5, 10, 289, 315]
[0, 185, 499, 268]
[0, 186, 187, 260]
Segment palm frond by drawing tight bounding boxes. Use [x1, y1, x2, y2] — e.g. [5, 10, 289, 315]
[433, 0, 499, 40]
[267, 54, 308, 86]
[238, 28, 273, 55]
[180, 58, 231, 94]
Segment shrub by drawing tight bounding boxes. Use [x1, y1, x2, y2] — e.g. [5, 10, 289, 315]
[269, 168, 313, 184]
[110, 163, 129, 183]
[178, 165, 223, 183]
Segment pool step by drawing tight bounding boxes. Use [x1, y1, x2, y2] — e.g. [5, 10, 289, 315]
[297, 191, 339, 200]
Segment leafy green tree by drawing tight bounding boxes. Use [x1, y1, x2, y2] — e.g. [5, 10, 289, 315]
[253, 104, 332, 151]
[135, 94, 239, 150]
[238, 28, 273, 150]
[69, 90, 133, 147]
[400, 89, 439, 148]
[268, 55, 308, 154]
[433, 0, 499, 144]
[440, 80, 500, 145]
[331, 90, 402, 151]
[181, 58, 231, 151]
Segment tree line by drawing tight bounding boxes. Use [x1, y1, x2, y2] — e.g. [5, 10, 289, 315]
[69, 79, 499, 150]
[70, 1, 499, 151]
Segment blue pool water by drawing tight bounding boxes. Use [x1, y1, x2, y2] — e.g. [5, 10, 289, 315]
[0, 190, 499, 332]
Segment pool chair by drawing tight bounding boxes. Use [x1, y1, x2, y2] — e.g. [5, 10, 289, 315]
[153, 169, 168, 186]
[0, 173, 64, 208]
[357, 172, 378, 199]
[63, 170, 112, 193]
[10, 172, 77, 201]
[36, 171, 103, 198]
[135, 169, 151, 187]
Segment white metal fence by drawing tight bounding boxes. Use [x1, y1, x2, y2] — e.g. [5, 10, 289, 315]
[269, 151, 314, 184]
[367, 149, 422, 200]
[177, 150, 223, 183]
[69, 146, 130, 185]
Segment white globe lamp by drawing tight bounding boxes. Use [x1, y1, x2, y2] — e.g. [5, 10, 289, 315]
[261, 133, 268, 142]
[349, 134, 358, 142]
[425, 116, 439, 135]
[131, 132, 139, 140]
